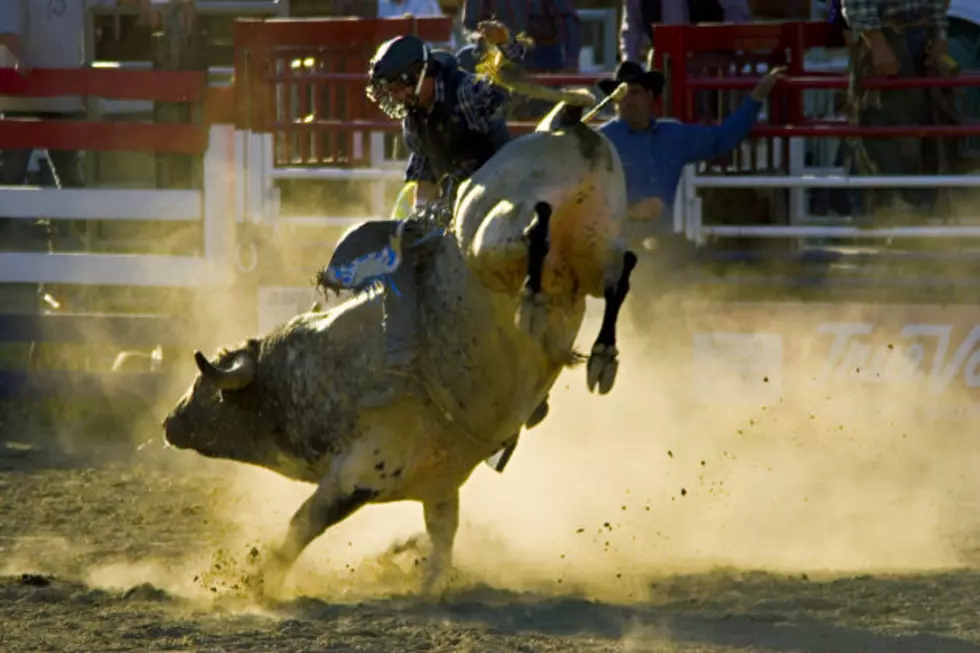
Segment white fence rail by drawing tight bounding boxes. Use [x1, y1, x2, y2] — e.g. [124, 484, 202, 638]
[0, 125, 239, 288]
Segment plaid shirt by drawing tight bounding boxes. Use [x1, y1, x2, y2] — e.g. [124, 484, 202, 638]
[403, 65, 511, 183]
[841, 0, 948, 37]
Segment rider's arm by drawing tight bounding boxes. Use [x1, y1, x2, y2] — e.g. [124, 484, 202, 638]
[403, 123, 435, 182]
[406, 153, 438, 210]
[404, 127, 439, 210]
[414, 181, 437, 208]
[499, 38, 530, 64]
[457, 74, 509, 134]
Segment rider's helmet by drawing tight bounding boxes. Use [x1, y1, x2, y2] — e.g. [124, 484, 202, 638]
[367, 35, 431, 120]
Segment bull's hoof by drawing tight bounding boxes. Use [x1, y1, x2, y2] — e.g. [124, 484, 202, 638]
[516, 288, 548, 342]
[525, 398, 549, 429]
[586, 343, 619, 395]
[420, 559, 456, 600]
[254, 551, 290, 602]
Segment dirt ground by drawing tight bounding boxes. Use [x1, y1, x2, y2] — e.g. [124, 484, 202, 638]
[5, 312, 980, 653]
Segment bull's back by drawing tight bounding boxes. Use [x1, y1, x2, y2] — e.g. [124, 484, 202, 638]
[455, 126, 627, 296]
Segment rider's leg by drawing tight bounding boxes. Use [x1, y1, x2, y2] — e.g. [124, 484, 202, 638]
[360, 228, 426, 409]
[383, 248, 421, 373]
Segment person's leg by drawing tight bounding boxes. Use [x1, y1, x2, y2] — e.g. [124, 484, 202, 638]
[848, 25, 929, 223]
[0, 146, 45, 373]
[45, 148, 87, 251]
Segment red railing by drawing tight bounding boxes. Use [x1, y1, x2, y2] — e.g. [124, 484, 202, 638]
[653, 22, 980, 137]
[0, 68, 212, 154]
[229, 18, 980, 170]
[234, 16, 458, 166]
[232, 16, 607, 166]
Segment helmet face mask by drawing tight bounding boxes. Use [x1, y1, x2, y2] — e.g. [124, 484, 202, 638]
[366, 36, 430, 120]
[367, 75, 419, 120]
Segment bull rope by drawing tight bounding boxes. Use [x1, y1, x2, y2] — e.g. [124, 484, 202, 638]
[476, 41, 598, 110]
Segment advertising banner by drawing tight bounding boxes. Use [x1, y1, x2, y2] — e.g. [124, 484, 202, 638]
[680, 301, 980, 419]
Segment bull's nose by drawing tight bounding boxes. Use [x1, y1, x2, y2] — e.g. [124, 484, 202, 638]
[161, 415, 187, 448]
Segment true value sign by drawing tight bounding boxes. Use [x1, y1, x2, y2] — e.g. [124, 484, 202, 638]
[684, 302, 980, 409]
[815, 321, 980, 392]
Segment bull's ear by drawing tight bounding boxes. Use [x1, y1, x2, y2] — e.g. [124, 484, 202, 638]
[194, 350, 255, 391]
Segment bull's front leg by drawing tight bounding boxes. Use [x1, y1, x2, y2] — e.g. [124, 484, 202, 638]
[259, 483, 377, 599]
[515, 202, 552, 342]
[421, 490, 459, 596]
[587, 250, 638, 395]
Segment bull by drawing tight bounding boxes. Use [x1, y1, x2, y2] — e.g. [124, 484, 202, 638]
[162, 92, 637, 596]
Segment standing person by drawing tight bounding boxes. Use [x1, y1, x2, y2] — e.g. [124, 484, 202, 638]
[619, 0, 751, 65]
[596, 60, 783, 242]
[841, 0, 953, 223]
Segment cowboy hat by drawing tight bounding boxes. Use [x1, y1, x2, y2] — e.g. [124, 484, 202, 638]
[597, 60, 665, 96]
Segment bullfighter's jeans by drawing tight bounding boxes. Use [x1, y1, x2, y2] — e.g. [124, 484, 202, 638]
[846, 21, 935, 217]
[0, 113, 85, 253]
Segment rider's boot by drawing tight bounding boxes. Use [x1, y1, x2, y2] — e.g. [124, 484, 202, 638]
[359, 234, 427, 410]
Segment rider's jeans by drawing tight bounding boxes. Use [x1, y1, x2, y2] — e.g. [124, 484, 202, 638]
[383, 240, 421, 368]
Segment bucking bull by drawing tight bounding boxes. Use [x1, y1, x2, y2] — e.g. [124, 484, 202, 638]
[162, 83, 637, 595]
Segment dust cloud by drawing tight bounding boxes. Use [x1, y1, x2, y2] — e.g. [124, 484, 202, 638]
[11, 176, 980, 609]
[174, 283, 980, 606]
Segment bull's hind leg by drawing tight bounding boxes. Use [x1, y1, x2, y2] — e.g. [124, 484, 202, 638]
[260, 484, 377, 597]
[515, 202, 552, 341]
[587, 250, 638, 395]
[421, 490, 460, 595]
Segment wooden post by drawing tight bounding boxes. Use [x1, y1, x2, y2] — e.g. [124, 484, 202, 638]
[152, 1, 208, 192]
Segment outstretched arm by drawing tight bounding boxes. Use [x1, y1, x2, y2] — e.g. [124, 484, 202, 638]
[679, 66, 785, 163]
[678, 96, 763, 163]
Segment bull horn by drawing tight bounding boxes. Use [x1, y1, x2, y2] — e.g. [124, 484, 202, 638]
[194, 350, 255, 391]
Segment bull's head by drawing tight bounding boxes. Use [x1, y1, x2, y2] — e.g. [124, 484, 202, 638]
[162, 340, 272, 463]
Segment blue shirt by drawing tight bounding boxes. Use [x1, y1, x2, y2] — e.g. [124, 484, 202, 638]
[598, 97, 763, 217]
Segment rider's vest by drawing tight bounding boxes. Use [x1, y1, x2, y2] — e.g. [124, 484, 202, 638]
[405, 54, 508, 183]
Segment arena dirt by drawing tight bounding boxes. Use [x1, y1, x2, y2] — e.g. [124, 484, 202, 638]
[4, 301, 980, 652]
